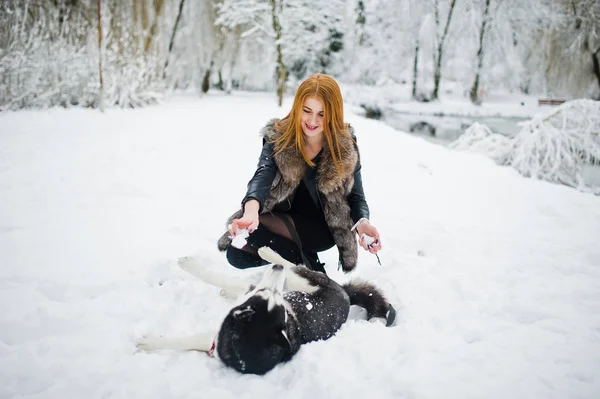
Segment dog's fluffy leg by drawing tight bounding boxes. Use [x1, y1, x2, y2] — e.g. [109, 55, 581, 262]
[257, 247, 298, 269]
[136, 332, 215, 352]
[178, 256, 249, 297]
[257, 247, 319, 294]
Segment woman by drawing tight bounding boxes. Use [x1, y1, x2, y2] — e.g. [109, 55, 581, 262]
[217, 73, 381, 273]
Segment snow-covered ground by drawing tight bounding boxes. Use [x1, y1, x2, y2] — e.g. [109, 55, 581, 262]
[1, 92, 599, 399]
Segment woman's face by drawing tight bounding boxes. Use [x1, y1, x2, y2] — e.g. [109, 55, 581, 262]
[300, 96, 324, 139]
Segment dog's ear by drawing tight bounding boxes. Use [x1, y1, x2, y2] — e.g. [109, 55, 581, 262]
[232, 307, 255, 321]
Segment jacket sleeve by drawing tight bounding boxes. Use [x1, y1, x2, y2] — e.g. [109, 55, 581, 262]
[242, 140, 277, 212]
[347, 140, 370, 223]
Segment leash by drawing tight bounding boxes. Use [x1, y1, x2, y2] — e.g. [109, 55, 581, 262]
[374, 253, 382, 266]
[350, 220, 382, 267]
[361, 233, 382, 266]
[335, 233, 383, 270]
[207, 339, 216, 357]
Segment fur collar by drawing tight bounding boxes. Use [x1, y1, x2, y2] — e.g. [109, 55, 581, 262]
[261, 119, 358, 195]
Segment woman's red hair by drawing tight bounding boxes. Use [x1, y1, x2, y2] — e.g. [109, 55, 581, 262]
[273, 74, 352, 175]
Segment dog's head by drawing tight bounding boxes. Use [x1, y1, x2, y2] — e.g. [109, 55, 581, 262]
[217, 264, 295, 374]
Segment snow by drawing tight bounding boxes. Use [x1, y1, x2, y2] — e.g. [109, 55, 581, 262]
[231, 229, 250, 249]
[1, 91, 600, 399]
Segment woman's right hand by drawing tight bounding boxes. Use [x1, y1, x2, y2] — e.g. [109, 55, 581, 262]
[229, 200, 260, 236]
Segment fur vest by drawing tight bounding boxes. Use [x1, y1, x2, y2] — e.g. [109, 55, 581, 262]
[218, 119, 360, 272]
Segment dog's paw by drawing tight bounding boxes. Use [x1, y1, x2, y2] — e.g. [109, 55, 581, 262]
[136, 335, 153, 350]
[220, 289, 238, 299]
[136, 335, 163, 351]
[178, 256, 198, 272]
[257, 246, 278, 262]
[368, 317, 387, 326]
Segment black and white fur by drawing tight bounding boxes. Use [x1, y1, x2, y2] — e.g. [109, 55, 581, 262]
[137, 247, 394, 375]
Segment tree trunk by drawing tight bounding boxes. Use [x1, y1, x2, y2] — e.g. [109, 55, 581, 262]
[412, 38, 420, 99]
[356, 0, 366, 46]
[163, 0, 186, 79]
[224, 28, 242, 95]
[144, 0, 166, 55]
[97, 0, 104, 112]
[56, 0, 77, 33]
[470, 0, 491, 105]
[592, 48, 600, 99]
[269, 0, 287, 106]
[218, 70, 224, 91]
[133, 0, 142, 50]
[201, 70, 211, 93]
[141, 0, 149, 40]
[20, 0, 30, 38]
[202, 61, 213, 93]
[432, 0, 458, 100]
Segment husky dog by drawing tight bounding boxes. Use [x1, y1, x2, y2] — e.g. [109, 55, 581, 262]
[137, 247, 395, 375]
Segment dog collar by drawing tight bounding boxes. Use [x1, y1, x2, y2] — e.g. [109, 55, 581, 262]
[208, 340, 216, 357]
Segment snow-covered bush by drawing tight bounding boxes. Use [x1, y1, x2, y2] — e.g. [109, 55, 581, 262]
[0, 39, 164, 110]
[450, 100, 600, 193]
[0, 2, 167, 111]
[449, 122, 514, 164]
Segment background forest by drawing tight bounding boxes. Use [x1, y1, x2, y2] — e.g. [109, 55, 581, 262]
[1, 0, 599, 111]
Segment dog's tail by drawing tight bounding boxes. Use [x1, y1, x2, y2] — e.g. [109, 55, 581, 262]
[342, 280, 396, 327]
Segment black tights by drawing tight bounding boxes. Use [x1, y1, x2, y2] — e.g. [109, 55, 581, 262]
[226, 214, 325, 273]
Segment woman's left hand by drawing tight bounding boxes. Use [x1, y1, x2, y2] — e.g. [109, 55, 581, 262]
[356, 220, 382, 254]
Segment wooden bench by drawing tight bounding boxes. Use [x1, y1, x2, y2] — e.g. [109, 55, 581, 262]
[538, 99, 566, 106]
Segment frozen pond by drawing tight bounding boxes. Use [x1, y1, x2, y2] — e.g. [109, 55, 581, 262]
[382, 109, 527, 145]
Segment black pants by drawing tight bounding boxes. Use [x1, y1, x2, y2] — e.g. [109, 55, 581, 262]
[225, 213, 335, 273]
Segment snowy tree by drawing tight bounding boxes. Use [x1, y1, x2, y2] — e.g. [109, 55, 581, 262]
[216, 0, 286, 104]
[343, 0, 415, 85]
[412, 8, 437, 100]
[469, 0, 491, 104]
[432, 0, 458, 100]
[451, 100, 600, 193]
[555, 0, 600, 98]
[163, 0, 186, 79]
[97, 0, 105, 112]
[216, 0, 345, 105]
[505, 0, 599, 98]
[0, 0, 224, 109]
[2, 0, 600, 110]
[354, 0, 367, 46]
[284, 0, 345, 81]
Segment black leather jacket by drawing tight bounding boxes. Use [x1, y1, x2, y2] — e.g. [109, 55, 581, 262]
[242, 139, 370, 223]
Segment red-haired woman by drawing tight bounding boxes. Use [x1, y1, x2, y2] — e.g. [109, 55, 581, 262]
[217, 74, 381, 273]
